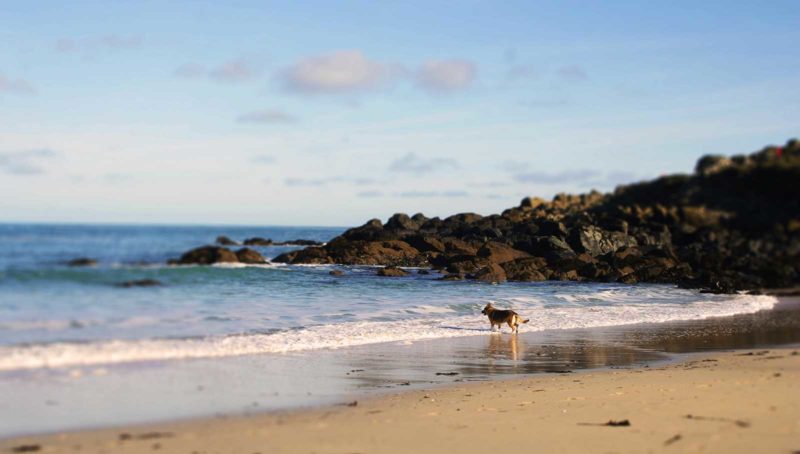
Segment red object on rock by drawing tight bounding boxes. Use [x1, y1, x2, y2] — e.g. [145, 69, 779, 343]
[776, 147, 783, 157]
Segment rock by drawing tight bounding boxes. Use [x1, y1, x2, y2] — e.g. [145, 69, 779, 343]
[520, 196, 546, 210]
[273, 239, 323, 246]
[329, 270, 344, 276]
[502, 257, 549, 281]
[272, 246, 331, 264]
[405, 235, 446, 253]
[377, 266, 408, 277]
[417, 269, 430, 275]
[441, 237, 480, 255]
[269, 138, 800, 293]
[695, 154, 732, 176]
[476, 241, 530, 264]
[528, 236, 576, 263]
[115, 279, 163, 288]
[175, 246, 238, 265]
[568, 225, 637, 256]
[235, 248, 267, 264]
[385, 213, 420, 231]
[67, 257, 97, 267]
[243, 237, 273, 246]
[538, 220, 568, 237]
[471, 263, 507, 283]
[327, 240, 425, 267]
[215, 235, 239, 246]
[438, 273, 465, 281]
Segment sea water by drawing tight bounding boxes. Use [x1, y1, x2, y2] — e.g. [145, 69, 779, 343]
[0, 223, 778, 372]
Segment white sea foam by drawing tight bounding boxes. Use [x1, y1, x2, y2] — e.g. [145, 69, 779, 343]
[0, 293, 777, 371]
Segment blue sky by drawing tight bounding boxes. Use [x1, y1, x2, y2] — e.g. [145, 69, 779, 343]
[1, 1, 798, 226]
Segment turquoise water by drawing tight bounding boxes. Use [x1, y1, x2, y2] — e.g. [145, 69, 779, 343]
[0, 223, 778, 371]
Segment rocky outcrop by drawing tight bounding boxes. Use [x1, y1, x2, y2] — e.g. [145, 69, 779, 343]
[216, 236, 239, 246]
[274, 139, 800, 293]
[235, 248, 267, 264]
[377, 266, 409, 277]
[173, 246, 239, 265]
[243, 237, 273, 246]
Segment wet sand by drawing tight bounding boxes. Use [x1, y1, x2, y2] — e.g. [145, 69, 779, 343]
[2, 346, 798, 453]
[1, 298, 799, 449]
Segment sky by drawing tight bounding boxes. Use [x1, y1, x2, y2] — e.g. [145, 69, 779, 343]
[1, 0, 798, 226]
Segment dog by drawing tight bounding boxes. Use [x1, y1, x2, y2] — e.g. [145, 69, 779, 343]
[481, 302, 529, 333]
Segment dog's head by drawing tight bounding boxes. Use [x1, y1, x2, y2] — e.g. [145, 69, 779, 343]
[481, 303, 494, 315]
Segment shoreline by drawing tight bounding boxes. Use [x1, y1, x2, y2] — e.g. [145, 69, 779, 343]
[1, 296, 799, 440]
[2, 346, 798, 453]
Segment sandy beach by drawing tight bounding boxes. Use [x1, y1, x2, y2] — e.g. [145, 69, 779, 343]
[3, 346, 798, 454]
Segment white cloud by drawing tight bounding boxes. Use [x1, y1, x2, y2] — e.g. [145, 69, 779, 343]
[54, 35, 142, 53]
[387, 153, 459, 174]
[0, 73, 35, 95]
[0, 149, 58, 175]
[416, 59, 476, 92]
[210, 58, 259, 83]
[282, 50, 394, 94]
[174, 59, 259, 83]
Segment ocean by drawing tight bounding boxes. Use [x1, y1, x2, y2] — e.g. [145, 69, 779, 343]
[0, 223, 778, 371]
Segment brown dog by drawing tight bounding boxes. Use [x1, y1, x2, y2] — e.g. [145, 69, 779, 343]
[481, 303, 529, 333]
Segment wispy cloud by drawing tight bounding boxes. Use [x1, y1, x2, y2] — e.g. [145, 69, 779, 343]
[416, 59, 477, 92]
[557, 65, 588, 81]
[387, 153, 458, 174]
[512, 168, 648, 187]
[357, 190, 383, 198]
[398, 190, 469, 198]
[210, 58, 259, 83]
[237, 110, 297, 124]
[513, 169, 600, 184]
[0, 73, 35, 95]
[0, 149, 58, 175]
[285, 177, 344, 187]
[281, 50, 396, 94]
[55, 35, 142, 53]
[174, 58, 260, 83]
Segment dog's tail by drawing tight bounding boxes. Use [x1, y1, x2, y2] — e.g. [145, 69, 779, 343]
[520, 317, 530, 324]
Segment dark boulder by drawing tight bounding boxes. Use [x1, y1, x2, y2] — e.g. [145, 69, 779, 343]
[476, 241, 530, 264]
[502, 257, 549, 281]
[115, 279, 163, 288]
[243, 237, 273, 246]
[235, 248, 267, 264]
[175, 246, 238, 265]
[272, 246, 332, 264]
[471, 263, 507, 283]
[216, 235, 239, 246]
[695, 155, 732, 176]
[567, 225, 637, 257]
[528, 236, 576, 263]
[329, 269, 344, 276]
[377, 266, 409, 277]
[274, 239, 323, 246]
[67, 257, 97, 267]
[385, 213, 420, 231]
[405, 235, 446, 253]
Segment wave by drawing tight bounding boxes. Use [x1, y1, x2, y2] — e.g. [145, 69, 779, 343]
[0, 293, 777, 371]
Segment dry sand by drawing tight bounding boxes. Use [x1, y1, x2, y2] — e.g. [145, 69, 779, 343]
[3, 347, 798, 454]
